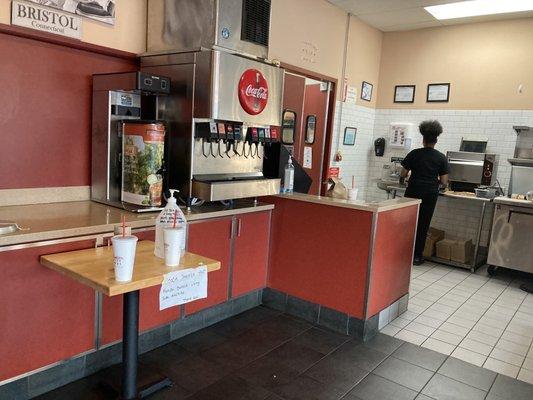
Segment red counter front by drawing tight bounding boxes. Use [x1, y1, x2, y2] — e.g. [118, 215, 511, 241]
[267, 196, 418, 320]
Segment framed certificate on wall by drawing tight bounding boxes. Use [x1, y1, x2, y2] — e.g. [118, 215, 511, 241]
[394, 85, 416, 103]
[427, 83, 450, 102]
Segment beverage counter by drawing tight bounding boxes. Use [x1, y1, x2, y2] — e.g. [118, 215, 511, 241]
[0, 195, 419, 399]
[264, 193, 420, 339]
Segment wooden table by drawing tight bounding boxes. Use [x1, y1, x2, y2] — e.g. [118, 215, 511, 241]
[41, 240, 221, 400]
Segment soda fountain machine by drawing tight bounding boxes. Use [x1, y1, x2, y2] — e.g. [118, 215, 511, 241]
[141, 0, 283, 205]
[91, 71, 171, 211]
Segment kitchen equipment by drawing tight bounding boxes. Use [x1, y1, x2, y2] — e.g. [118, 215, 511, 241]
[460, 138, 487, 153]
[141, 50, 282, 203]
[475, 187, 498, 199]
[507, 126, 533, 197]
[447, 151, 497, 192]
[488, 199, 533, 274]
[374, 138, 386, 157]
[509, 165, 533, 197]
[147, 0, 271, 59]
[91, 71, 170, 211]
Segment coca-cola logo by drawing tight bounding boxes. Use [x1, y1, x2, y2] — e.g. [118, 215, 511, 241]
[238, 69, 269, 115]
[245, 85, 268, 100]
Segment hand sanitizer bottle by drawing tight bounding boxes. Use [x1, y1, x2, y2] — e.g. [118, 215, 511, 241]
[154, 189, 187, 258]
[283, 156, 295, 193]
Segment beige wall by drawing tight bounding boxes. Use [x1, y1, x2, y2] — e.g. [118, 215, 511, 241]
[345, 15, 383, 107]
[269, 0, 346, 96]
[377, 18, 533, 110]
[269, 0, 383, 104]
[0, 0, 146, 54]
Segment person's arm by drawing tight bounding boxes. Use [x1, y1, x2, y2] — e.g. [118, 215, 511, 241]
[439, 156, 450, 188]
[400, 152, 413, 185]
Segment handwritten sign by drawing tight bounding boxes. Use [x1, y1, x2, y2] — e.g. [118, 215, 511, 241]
[159, 265, 207, 310]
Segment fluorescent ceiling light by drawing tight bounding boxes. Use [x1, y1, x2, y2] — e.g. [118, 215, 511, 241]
[425, 0, 533, 20]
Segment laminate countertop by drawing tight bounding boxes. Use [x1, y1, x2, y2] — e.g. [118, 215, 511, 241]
[0, 200, 274, 247]
[275, 192, 421, 212]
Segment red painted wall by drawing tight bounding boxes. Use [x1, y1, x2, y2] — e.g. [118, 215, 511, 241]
[366, 205, 418, 317]
[267, 197, 372, 318]
[0, 32, 136, 189]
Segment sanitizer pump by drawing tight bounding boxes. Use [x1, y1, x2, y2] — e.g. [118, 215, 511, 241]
[154, 189, 187, 258]
[283, 156, 295, 193]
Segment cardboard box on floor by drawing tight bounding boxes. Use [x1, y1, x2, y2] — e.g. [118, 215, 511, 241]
[435, 238, 474, 263]
[436, 239, 455, 260]
[451, 239, 473, 264]
[423, 227, 445, 258]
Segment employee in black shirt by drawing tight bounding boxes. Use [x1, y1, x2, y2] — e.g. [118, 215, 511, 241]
[401, 120, 449, 265]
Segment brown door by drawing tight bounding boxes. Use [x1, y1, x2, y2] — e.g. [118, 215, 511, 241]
[281, 73, 305, 159]
[282, 72, 331, 195]
[301, 82, 329, 195]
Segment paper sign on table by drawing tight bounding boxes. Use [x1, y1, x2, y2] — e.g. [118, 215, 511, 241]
[159, 265, 208, 310]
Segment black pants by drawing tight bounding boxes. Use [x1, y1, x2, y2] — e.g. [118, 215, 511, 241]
[405, 187, 439, 258]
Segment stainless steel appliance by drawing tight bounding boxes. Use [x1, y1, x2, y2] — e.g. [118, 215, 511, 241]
[147, 0, 270, 59]
[447, 151, 498, 192]
[141, 0, 282, 204]
[141, 50, 282, 203]
[488, 199, 533, 274]
[508, 126, 533, 196]
[91, 71, 170, 211]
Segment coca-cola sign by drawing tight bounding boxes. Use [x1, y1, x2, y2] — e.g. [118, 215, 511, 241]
[238, 69, 269, 115]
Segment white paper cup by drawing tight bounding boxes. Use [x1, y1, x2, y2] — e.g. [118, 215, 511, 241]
[348, 188, 359, 200]
[164, 227, 184, 267]
[111, 235, 138, 282]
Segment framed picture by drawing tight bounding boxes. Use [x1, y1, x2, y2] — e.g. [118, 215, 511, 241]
[27, 0, 116, 25]
[427, 83, 450, 102]
[394, 85, 416, 103]
[361, 81, 373, 102]
[343, 127, 357, 146]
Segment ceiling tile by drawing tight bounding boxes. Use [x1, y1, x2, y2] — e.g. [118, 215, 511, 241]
[357, 7, 435, 29]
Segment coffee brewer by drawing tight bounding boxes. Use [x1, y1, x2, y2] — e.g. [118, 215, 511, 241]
[91, 71, 170, 211]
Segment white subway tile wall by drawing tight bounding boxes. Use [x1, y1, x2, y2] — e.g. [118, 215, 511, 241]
[329, 101, 377, 201]
[329, 106, 533, 244]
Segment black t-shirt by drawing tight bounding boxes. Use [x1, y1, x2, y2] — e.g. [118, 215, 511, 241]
[401, 147, 449, 193]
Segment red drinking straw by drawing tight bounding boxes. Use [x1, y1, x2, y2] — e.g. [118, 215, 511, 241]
[122, 215, 126, 238]
[173, 210, 177, 229]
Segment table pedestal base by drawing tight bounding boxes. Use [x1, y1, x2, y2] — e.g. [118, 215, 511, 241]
[120, 290, 172, 399]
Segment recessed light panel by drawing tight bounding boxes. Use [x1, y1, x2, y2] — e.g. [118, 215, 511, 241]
[425, 0, 533, 20]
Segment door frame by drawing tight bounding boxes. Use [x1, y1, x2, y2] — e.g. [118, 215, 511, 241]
[280, 62, 337, 196]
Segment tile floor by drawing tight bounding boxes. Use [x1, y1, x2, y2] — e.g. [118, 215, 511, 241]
[382, 262, 533, 384]
[34, 306, 533, 400]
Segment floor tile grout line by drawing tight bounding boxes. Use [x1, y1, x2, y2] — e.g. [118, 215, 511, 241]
[482, 369, 500, 400]
[400, 267, 522, 371]
[398, 265, 478, 342]
[405, 265, 533, 379]
[481, 282, 529, 369]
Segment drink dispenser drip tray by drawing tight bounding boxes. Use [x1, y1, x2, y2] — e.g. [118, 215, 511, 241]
[192, 176, 280, 202]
